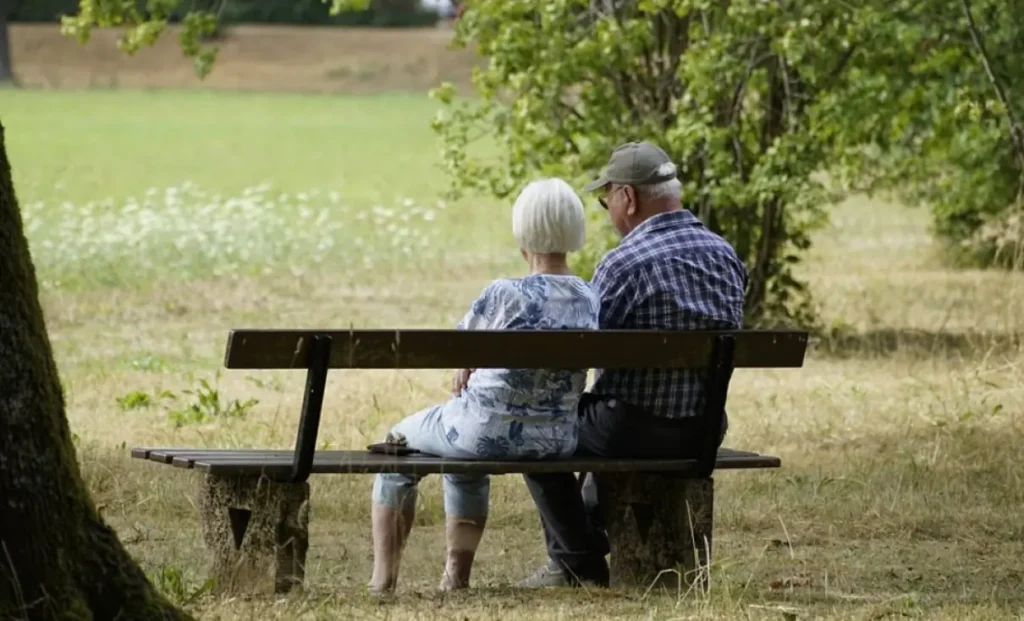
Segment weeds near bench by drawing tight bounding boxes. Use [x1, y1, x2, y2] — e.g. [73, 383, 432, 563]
[115, 374, 258, 427]
[168, 373, 258, 427]
[116, 388, 175, 411]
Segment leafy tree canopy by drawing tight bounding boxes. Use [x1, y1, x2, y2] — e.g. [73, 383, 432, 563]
[59, 0, 371, 77]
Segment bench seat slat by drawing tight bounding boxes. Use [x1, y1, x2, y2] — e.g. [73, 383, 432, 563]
[146, 449, 282, 465]
[161, 450, 770, 469]
[131, 447, 780, 478]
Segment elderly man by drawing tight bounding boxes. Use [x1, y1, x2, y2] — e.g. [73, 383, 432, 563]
[517, 141, 748, 588]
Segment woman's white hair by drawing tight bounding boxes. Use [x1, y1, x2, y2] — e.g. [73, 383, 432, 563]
[511, 177, 586, 254]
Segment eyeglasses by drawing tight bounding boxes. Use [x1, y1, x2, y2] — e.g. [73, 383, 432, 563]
[598, 186, 626, 210]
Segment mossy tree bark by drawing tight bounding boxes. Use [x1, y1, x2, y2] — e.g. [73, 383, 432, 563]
[0, 122, 191, 620]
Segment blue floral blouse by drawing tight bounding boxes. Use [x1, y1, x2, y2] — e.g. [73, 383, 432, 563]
[440, 274, 600, 459]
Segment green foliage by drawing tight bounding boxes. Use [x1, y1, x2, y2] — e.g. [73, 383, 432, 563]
[115, 388, 174, 410]
[245, 374, 283, 392]
[53, 0, 437, 78]
[59, 0, 222, 77]
[430, 0, 897, 327]
[113, 378, 255, 425]
[833, 0, 1024, 269]
[215, 0, 440, 28]
[19, 0, 438, 26]
[569, 205, 617, 282]
[9, 0, 75, 21]
[168, 373, 257, 427]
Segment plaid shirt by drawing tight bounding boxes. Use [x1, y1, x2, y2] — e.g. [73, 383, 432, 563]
[590, 210, 747, 419]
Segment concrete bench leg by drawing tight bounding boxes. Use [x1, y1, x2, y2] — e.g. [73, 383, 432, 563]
[599, 473, 714, 593]
[197, 474, 310, 595]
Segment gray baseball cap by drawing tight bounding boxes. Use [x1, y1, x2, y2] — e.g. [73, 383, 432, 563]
[582, 141, 677, 192]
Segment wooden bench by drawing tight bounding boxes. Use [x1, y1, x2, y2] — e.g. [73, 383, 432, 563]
[131, 328, 808, 595]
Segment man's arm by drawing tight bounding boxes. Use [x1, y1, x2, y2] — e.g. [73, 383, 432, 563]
[591, 259, 637, 329]
[589, 260, 638, 389]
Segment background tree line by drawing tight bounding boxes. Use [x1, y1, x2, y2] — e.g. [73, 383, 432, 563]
[6, 0, 1024, 325]
[8, 0, 443, 28]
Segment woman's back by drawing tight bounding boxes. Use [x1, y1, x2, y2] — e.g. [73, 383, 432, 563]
[444, 274, 600, 459]
[368, 177, 599, 594]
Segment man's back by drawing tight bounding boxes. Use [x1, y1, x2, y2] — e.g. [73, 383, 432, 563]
[590, 209, 747, 419]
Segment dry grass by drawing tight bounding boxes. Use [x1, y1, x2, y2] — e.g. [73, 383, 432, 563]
[3, 25, 1024, 619]
[8, 23, 478, 94]
[48, 166, 1024, 621]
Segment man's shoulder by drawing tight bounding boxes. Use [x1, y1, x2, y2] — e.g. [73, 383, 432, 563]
[687, 230, 746, 271]
[598, 214, 742, 270]
[667, 212, 738, 252]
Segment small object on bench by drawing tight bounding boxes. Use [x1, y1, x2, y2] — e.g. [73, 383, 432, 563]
[367, 430, 421, 456]
[366, 443, 421, 456]
[131, 328, 807, 595]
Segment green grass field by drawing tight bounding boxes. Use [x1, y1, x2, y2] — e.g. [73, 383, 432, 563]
[3, 88, 1024, 621]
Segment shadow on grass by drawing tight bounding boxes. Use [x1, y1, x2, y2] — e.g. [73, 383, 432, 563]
[811, 328, 1023, 359]
[726, 419, 1024, 530]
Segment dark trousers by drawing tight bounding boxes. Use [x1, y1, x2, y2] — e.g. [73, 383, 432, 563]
[522, 394, 728, 582]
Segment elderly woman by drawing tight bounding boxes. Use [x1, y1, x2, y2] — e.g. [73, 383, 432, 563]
[369, 178, 600, 593]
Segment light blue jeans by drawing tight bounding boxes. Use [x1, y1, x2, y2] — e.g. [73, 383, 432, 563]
[371, 405, 490, 520]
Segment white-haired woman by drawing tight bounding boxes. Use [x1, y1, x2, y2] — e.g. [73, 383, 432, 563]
[369, 178, 600, 593]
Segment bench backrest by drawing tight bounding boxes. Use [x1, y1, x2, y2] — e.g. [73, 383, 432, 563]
[222, 328, 809, 483]
[224, 329, 809, 370]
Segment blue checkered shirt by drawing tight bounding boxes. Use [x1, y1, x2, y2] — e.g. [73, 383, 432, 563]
[589, 210, 747, 419]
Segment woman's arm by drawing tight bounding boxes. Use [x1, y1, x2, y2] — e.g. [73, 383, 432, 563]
[451, 280, 505, 394]
[451, 367, 473, 396]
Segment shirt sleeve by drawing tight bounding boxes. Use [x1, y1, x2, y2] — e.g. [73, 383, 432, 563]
[591, 258, 637, 329]
[456, 281, 504, 330]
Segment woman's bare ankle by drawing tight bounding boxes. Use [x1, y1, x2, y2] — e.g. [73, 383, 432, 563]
[439, 549, 476, 590]
[438, 517, 486, 590]
[370, 503, 412, 593]
[368, 574, 398, 593]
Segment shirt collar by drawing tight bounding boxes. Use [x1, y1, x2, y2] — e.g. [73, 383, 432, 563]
[621, 209, 701, 244]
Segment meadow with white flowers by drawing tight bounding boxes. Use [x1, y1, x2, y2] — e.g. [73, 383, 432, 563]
[22, 182, 450, 288]
[3, 82, 1024, 621]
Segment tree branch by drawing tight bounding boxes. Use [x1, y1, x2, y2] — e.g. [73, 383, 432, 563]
[961, 0, 1024, 197]
[724, 45, 767, 183]
[653, 10, 688, 130]
[823, 43, 858, 91]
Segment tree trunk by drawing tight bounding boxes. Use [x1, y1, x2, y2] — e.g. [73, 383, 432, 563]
[0, 0, 13, 85]
[0, 123, 190, 619]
